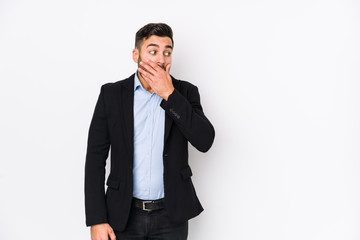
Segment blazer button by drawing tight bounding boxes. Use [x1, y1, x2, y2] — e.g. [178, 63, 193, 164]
[164, 154, 168, 157]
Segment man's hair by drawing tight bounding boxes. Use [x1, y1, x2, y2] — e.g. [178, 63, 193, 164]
[135, 23, 174, 49]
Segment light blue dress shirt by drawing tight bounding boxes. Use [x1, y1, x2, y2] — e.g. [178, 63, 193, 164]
[133, 72, 165, 200]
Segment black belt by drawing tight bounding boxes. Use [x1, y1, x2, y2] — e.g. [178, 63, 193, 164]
[132, 198, 165, 212]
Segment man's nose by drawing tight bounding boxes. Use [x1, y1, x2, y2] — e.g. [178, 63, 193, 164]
[157, 54, 165, 64]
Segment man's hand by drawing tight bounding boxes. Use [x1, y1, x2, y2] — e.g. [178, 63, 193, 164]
[91, 223, 116, 240]
[138, 59, 175, 100]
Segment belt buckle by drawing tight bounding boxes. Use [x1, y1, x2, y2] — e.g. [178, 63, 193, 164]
[142, 201, 153, 211]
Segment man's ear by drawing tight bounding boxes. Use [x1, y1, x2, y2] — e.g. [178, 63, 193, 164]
[132, 48, 139, 63]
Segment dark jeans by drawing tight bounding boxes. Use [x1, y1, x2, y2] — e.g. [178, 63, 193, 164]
[113, 205, 188, 240]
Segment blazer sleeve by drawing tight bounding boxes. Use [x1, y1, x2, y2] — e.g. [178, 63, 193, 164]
[84, 84, 110, 226]
[160, 83, 215, 152]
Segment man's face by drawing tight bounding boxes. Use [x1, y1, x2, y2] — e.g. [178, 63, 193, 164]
[132, 35, 173, 72]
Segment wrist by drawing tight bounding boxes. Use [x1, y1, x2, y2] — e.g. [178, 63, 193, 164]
[163, 88, 175, 101]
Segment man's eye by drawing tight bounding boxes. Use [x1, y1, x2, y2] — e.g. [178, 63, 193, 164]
[149, 50, 156, 54]
[164, 52, 171, 56]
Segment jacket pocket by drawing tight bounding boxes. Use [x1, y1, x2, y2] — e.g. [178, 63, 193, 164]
[106, 175, 120, 189]
[180, 166, 193, 180]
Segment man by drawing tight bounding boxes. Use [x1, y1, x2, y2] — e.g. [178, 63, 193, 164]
[85, 23, 215, 240]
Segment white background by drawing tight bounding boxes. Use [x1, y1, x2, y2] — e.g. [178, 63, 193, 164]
[0, 0, 359, 239]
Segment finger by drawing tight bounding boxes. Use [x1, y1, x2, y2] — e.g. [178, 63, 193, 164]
[138, 67, 153, 82]
[138, 69, 154, 87]
[109, 231, 116, 240]
[139, 62, 152, 74]
[145, 59, 160, 71]
[140, 61, 156, 75]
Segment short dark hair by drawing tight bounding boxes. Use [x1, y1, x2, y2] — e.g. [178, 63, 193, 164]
[135, 23, 173, 49]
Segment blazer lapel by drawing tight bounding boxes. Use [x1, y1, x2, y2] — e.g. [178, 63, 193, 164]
[164, 114, 173, 144]
[164, 76, 177, 144]
[119, 75, 135, 155]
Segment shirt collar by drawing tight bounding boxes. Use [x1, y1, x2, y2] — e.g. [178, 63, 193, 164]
[134, 71, 141, 92]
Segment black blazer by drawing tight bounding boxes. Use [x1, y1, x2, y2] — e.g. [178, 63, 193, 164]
[85, 73, 215, 231]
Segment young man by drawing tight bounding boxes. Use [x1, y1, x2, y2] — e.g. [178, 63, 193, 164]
[85, 23, 215, 240]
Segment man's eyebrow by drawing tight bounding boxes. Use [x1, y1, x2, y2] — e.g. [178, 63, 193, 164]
[146, 43, 173, 50]
[147, 43, 159, 48]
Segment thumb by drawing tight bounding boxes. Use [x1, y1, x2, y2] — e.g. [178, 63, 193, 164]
[166, 63, 171, 73]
